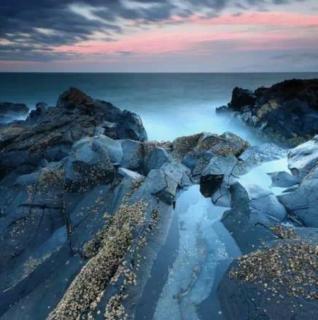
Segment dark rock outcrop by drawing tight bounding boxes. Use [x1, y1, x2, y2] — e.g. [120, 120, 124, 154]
[0, 87, 147, 178]
[218, 79, 318, 146]
[230, 87, 256, 110]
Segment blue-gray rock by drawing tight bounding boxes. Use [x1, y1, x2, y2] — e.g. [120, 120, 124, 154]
[120, 139, 144, 170]
[287, 135, 318, 178]
[278, 165, 318, 227]
[0, 88, 147, 178]
[269, 171, 299, 188]
[200, 155, 238, 198]
[222, 183, 283, 254]
[144, 147, 172, 174]
[64, 136, 115, 191]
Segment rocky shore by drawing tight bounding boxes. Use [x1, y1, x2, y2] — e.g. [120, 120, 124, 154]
[216, 79, 318, 320]
[217, 79, 318, 146]
[0, 82, 318, 320]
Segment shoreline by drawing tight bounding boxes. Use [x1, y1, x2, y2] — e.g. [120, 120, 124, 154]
[0, 79, 318, 319]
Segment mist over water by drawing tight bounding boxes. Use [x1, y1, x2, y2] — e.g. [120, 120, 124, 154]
[1, 72, 318, 143]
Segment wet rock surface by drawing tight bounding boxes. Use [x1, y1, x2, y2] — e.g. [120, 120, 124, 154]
[0, 88, 166, 320]
[2, 82, 318, 320]
[218, 132, 318, 319]
[0, 87, 252, 320]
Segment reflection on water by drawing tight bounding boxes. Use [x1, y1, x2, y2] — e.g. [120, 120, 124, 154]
[140, 186, 240, 320]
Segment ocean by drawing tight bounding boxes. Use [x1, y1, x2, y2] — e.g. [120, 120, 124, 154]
[1, 72, 317, 142]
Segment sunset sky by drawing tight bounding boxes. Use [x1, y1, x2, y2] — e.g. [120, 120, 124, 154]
[0, 0, 318, 72]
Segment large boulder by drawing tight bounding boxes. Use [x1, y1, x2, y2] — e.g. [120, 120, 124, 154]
[64, 136, 115, 191]
[247, 185, 287, 223]
[173, 132, 248, 182]
[0, 88, 147, 178]
[173, 132, 248, 159]
[136, 162, 190, 205]
[196, 132, 249, 157]
[144, 146, 172, 174]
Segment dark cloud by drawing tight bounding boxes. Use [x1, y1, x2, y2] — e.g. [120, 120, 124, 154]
[0, 0, 310, 62]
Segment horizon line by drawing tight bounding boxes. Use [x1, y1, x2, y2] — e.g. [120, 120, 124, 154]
[0, 71, 318, 74]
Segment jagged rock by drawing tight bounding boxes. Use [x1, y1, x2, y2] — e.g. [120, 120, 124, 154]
[275, 136, 318, 227]
[221, 79, 318, 145]
[215, 105, 230, 114]
[211, 181, 231, 207]
[182, 150, 214, 179]
[137, 161, 190, 205]
[162, 161, 191, 188]
[93, 135, 123, 164]
[200, 155, 238, 198]
[229, 87, 256, 110]
[144, 146, 172, 174]
[0, 88, 147, 178]
[196, 132, 249, 157]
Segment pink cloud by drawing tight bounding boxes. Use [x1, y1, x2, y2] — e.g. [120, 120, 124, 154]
[54, 30, 249, 55]
[190, 12, 318, 27]
[53, 11, 318, 58]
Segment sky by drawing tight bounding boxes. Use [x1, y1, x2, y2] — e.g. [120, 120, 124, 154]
[0, 0, 318, 72]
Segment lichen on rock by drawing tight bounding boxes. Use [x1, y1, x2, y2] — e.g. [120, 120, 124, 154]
[230, 240, 318, 300]
[48, 201, 147, 320]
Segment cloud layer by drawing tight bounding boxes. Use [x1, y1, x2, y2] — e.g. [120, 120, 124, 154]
[0, 0, 317, 71]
